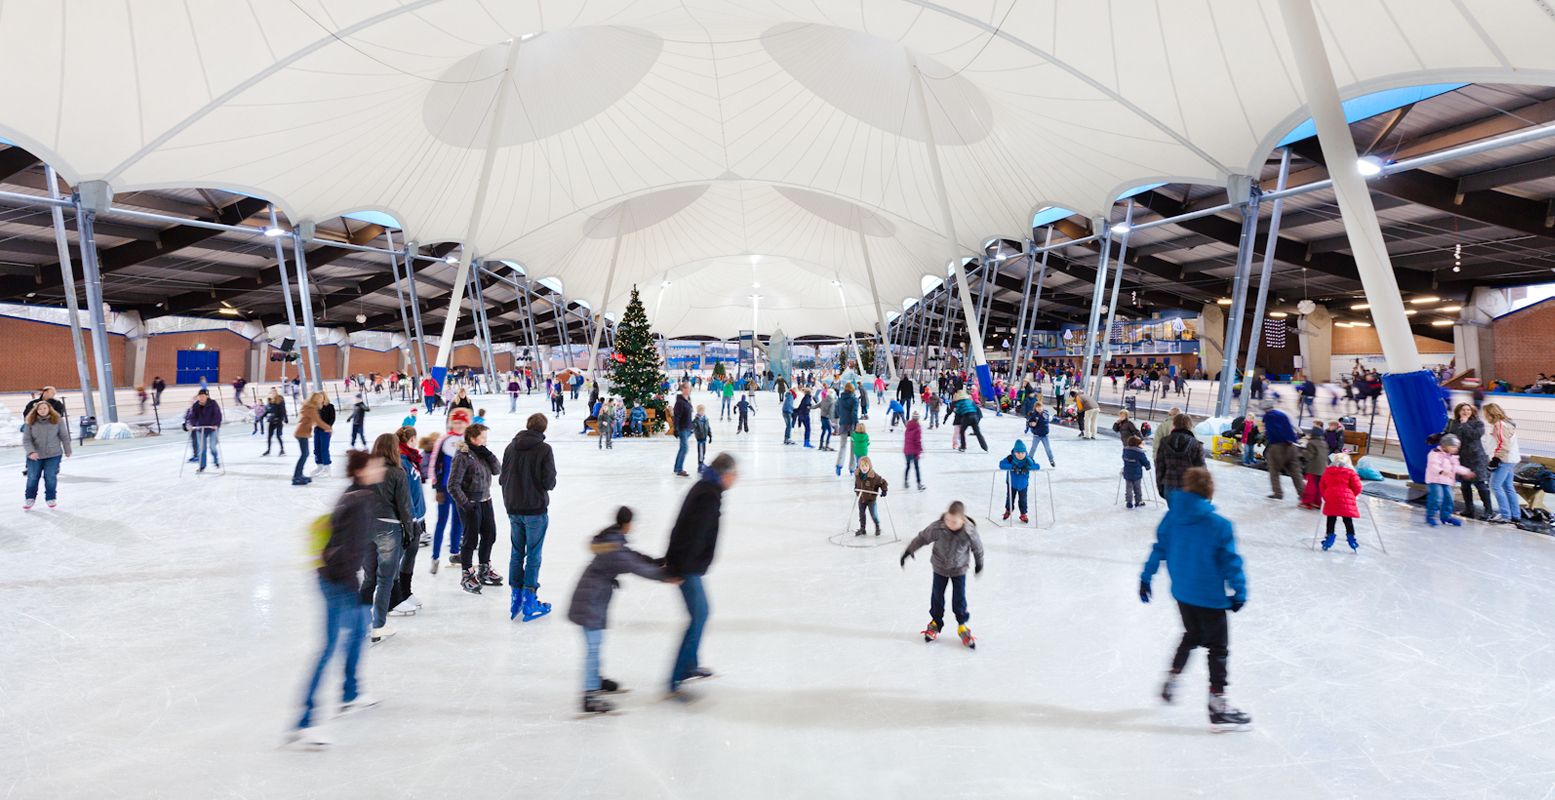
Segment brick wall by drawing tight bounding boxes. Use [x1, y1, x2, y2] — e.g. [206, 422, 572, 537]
[259, 343, 341, 382]
[0, 315, 129, 391]
[494, 351, 514, 371]
[452, 344, 485, 368]
[1331, 325, 1454, 355]
[143, 330, 255, 386]
[1492, 298, 1555, 386]
[347, 347, 403, 376]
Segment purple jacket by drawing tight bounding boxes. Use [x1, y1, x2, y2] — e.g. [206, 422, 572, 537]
[186, 400, 223, 428]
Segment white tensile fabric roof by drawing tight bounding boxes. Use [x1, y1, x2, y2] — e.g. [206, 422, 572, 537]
[1, 1, 1552, 336]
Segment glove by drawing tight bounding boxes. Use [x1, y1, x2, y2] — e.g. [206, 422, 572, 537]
[974, 562, 983, 575]
[1489, 457, 1502, 471]
[900, 550, 914, 568]
[1138, 581, 1152, 603]
[1230, 599, 1245, 613]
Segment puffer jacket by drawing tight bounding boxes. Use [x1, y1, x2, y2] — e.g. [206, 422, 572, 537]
[837, 391, 860, 429]
[1155, 429, 1206, 495]
[903, 420, 923, 457]
[1141, 490, 1246, 610]
[1301, 436, 1328, 477]
[263, 399, 289, 425]
[373, 461, 415, 531]
[1026, 408, 1050, 437]
[1319, 465, 1362, 518]
[22, 419, 72, 459]
[854, 468, 888, 504]
[903, 516, 984, 578]
[1121, 446, 1151, 482]
[567, 526, 670, 630]
[1425, 447, 1472, 486]
[998, 451, 1035, 490]
[446, 442, 500, 508]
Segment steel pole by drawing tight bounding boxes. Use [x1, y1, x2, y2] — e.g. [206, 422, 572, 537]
[385, 229, 418, 376]
[1215, 190, 1262, 417]
[268, 207, 306, 387]
[403, 245, 431, 376]
[587, 229, 625, 384]
[1095, 202, 1137, 393]
[1079, 224, 1113, 398]
[73, 202, 118, 423]
[857, 228, 899, 380]
[45, 166, 95, 419]
[291, 234, 325, 394]
[1237, 148, 1293, 422]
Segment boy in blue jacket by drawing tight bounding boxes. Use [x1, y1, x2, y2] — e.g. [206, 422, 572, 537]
[1122, 435, 1152, 508]
[629, 402, 647, 436]
[1138, 467, 1251, 732]
[997, 440, 1038, 523]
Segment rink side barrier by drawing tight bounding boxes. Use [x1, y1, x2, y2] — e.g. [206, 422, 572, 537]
[1381, 370, 1448, 484]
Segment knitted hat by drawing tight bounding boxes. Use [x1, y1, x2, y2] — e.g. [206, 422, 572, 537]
[1012, 440, 1027, 453]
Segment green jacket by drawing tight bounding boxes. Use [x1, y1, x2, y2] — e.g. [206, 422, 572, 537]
[851, 431, 870, 457]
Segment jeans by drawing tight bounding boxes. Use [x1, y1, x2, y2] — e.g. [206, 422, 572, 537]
[23, 455, 61, 501]
[582, 627, 604, 692]
[929, 572, 968, 627]
[292, 437, 311, 482]
[1029, 435, 1054, 465]
[696, 439, 707, 466]
[674, 429, 692, 473]
[783, 412, 793, 442]
[819, 417, 832, 448]
[904, 455, 921, 485]
[424, 394, 436, 412]
[432, 495, 463, 558]
[350, 422, 366, 447]
[458, 499, 497, 571]
[670, 574, 709, 691]
[857, 501, 880, 528]
[360, 521, 403, 628]
[1171, 601, 1229, 693]
[510, 394, 518, 413]
[508, 513, 549, 589]
[297, 577, 368, 729]
[600, 421, 613, 449]
[1242, 438, 1257, 465]
[1425, 483, 1456, 522]
[720, 396, 732, 418]
[1490, 462, 1521, 521]
[798, 415, 811, 445]
[313, 429, 333, 466]
[194, 428, 220, 470]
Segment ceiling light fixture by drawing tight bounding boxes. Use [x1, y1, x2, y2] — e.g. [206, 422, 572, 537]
[1110, 222, 1131, 235]
[1356, 156, 1386, 176]
[1351, 321, 1371, 327]
[263, 226, 286, 238]
[1404, 309, 1418, 316]
[218, 307, 240, 316]
[444, 255, 459, 265]
[1439, 304, 1462, 313]
[661, 280, 672, 288]
[1430, 319, 1454, 327]
[1409, 296, 1440, 305]
[1350, 302, 1369, 310]
[1216, 297, 1232, 306]
[1268, 311, 1288, 318]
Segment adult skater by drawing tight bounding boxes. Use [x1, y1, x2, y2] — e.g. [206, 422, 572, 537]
[834, 384, 860, 475]
[428, 409, 471, 570]
[1260, 406, 1303, 501]
[896, 374, 915, 419]
[817, 388, 836, 451]
[293, 393, 330, 486]
[21, 401, 71, 510]
[951, 390, 988, 452]
[795, 387, 814, 447]
[1155, 413, 1205, 504]
[349, 394, 370, 447]
[664, 452, 738, 699]
[421, 375, 439, 413]
[388, 426, 428, 616]
[673, 383, 694, 477]
[500, 412, 558, 621]
[151, 376, 167, 407]
[1138, 467, 1251, 732]
[449, 423, 504, 594]
[287, 449, 382, 748]
[262, 389, 289, 456]
[1442, 403, 1491, 520]
[1483, 403, 1523, 524]
[365, 433, 414, 641]
[900, 500, 984, 649]
[186, 389, 223, 473]
[314, 394, 337, 478]
[507, 376, 521, 413]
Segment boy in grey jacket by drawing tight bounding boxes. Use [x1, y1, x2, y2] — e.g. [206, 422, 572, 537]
[900, 501, 985, 648]
[567, 507, 679, 714]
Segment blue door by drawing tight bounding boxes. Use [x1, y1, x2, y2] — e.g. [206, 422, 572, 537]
[175, 350, 220, 385]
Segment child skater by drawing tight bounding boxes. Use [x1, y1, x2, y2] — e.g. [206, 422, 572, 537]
[1318, 453, 1363, 551]
[349, 394, 370, 447]
[567, 506, 680, 715]
[629, 401, 647, 436]
[1138, 467, 1251, 732]
[848, 421, 870, 476]
[1425, 433, 1474, 526]
[598, 399, 615, 450]
[900, 500, 984, 648]
[1299, 423, 1326, 510]
[853, 456, 889, 536]
[903, 411, 924, 491]
[998, 440, 1038, 522]
[887, 397, 905, 431]
[692, 405, 713, 469]
[735, 393, 754, 434]
[1122, 435, 1151, 508]
[1112, 410, 1139, 447]
[1026, 399, 1056, 468]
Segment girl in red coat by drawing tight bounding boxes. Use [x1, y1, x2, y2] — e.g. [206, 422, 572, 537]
[1318, 453, 1364, 551]
[903, 412, 925, 491]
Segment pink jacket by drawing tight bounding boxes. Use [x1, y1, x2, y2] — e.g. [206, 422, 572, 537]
[1425, 448, 1473, 486]
[903, 420, 923, 457]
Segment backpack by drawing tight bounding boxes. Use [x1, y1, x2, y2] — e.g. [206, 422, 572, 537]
[307, 513, 332, 569]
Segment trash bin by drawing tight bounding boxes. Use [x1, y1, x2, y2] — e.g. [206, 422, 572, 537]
[1123, 395, 1137, 415]
[1338, 415, 1357, 432]
[78, 414, 98, 442]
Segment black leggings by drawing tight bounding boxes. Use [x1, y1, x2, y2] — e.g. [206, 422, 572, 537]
[266, 421, 285, 451]
[1325, 516, 1356, 537]
[1460, 479, 1492, 517]
[458, 499, 497, 570]
[1171, 601, 1229, 693]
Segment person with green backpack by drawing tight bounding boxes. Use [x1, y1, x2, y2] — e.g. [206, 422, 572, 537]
[288, 449, 385, 749]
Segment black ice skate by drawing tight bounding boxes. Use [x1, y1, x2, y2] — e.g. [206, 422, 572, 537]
[1160, 672, 1179, 704]
[581, 692, 616, 715]
[460, 568, 482, 594]
[478, 564, 504, 586]
[1208, 693, 1252, 732]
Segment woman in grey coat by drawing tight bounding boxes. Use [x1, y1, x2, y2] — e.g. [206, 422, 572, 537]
[567, 507, 678, 714]
[1444, 402, 1492, 519]
[448, 424, 503, 593]
[22, 402, 72, 509]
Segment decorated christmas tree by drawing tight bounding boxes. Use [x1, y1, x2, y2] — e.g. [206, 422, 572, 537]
[712, 360, 726, 380]
[607, 285, 668, 430]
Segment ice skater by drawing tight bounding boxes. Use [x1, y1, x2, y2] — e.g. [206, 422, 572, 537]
[734, 394, 753, 434]
[1318, 453, 1363, 551]
[903, 411, 924, 491]
[1025, 399, 1055, 468]
[846, 421, 869, 476]
[349, 394, 370, 447]
[1138, 467, 1251, 732]
[664, 453, 738, 700]
[1299, 424, 1327, 510]
[900, 500, 984, 648]
[568, 506, 680, 715]
[1122, 436, 1151, 508]
[1424, 434, 1475, 527]
[691, 404, 712, 468]
[998, 440, 1037, 522]
[853, 456, 889, 537]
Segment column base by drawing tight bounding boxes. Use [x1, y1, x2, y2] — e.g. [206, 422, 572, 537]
[1380, 370, 1448, 484]
[974, 363, 994, 403]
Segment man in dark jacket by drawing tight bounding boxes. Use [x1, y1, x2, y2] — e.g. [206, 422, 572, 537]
[665, 452, 738, 697]
[672, 383, 694, 477]
[896, 376, 915, 419]
[1260, 407, 1303, 500]
[500, 413, 558, 621]
[186, 389, 224, 472]
[1156, 413, 1205, 503]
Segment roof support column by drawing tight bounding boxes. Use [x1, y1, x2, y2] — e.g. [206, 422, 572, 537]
[1010, 228, 1053, 386]
[1280, 0, 1437, 481]
[1095, 201, 1136, 398]
[1078, 223, 1113, 400]
[73, 182, 118, 424]
[1215, 181, 1261, 418]
[46, 165, 95, 420]
[432, 36, 524, 390]
[857, 227, 898, 381]
[587, 225, 624, 386]
[910, 54, 992, 401]
[1237, 148, 1293, 423]
[403, 243, 431, 378]
[290, 228, 325, 394]
[384, 229, 421, 378]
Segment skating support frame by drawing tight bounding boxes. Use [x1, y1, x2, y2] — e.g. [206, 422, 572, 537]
[985, 472, 1054, 530]
[1115, 471, 1163, 508]
[1307, 497, 1387, 555]
[828, 488, 900, 548]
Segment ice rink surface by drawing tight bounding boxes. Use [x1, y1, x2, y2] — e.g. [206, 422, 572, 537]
[3, 389, 1554, 799]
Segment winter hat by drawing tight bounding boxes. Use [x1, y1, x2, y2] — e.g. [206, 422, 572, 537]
[1012, 440, 1027, 454]
[1438, 433, 1461, 449]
